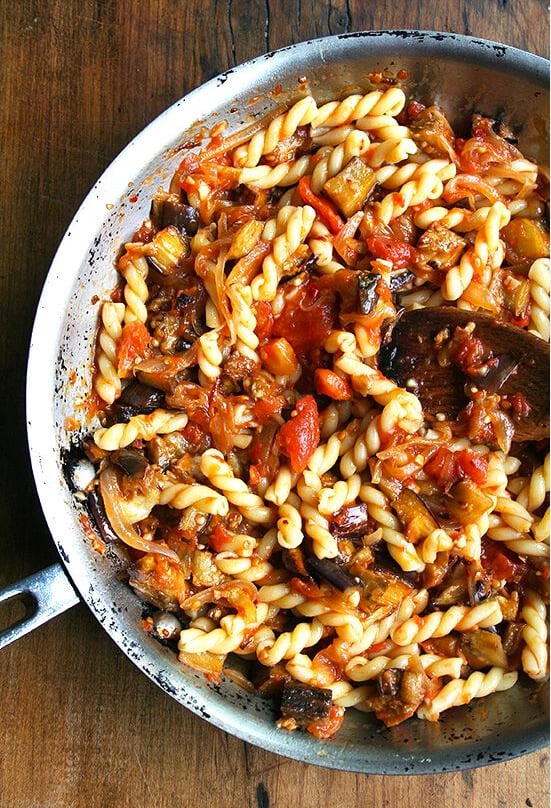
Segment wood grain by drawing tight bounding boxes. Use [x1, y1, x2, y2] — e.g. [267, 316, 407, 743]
[0, 2, 548, 807]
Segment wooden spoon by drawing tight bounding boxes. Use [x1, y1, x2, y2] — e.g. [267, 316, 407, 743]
[378, 307, 549, 442]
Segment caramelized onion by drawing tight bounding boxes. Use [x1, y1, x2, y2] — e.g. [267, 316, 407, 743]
[135, 345, 198, 391]
[443, 174, 502, 205]
[99, 465, 178, 560]
[489, 406, 515, 454]
[333, 210, 364, 264]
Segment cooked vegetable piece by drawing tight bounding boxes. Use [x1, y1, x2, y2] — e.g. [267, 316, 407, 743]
[392, 489, 439, 542]
[370, 658, 429, 726]
[251, 662, 291, 695]
[87, 488, 119, 544]
[502, 622, 525, 657]
[260, 337, 299, 377]
[305, 556, 360, 591]
[227, 219, 264, 260]
[366, 235, 418, 268]
[130, 553, 191, 611]
[416, 225, 466, 269]
[297, 176, 344, 234]
[178, 649, 225, 678]
[150, 191, 200, 235]
[111, 448, 149, 477]
[460, 629, 508, 669]
[357, 272, 379, 314]
[146, 226, 190, 274]
[313, 369, 353, 400]
[277, 395, 320, 473]
[280, 682, 332, 724]
[306, 703, 345, 739]
[400, 666, 429, 706]
[446, 481, 494, 526]
[388, 270, 415, 292]
[377, 668, 402, 697]
[116, 381, 165, 414]
[501, 217, 549, 262]
[117, 321, 152, 379]
[408, 105, 456, 159]
[146, 431, 188, 469]
[431, 581, 468, 607]
[323, 157, 377, 217]
[330, 502, 371, 538]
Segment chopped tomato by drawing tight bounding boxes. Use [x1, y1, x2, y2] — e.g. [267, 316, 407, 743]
[307, 704, 345, 739]
[455, 449, 488, 485]
[481, 538, 526, 583]
[451, 334, 485, 373]
[260, 337, 299, 376]
[458, 116, 522, 173]
[253, 395, 286, 425]
[507, 393, 531, 419]
[181, 422, 206, 452]
[314, 368, 353, 400]
[297, 176, 344, 234]
[406, 99, 426, 119]
[253, 300, 274, 343]
[424, 447, 456, 488]
[366, 235, 418, 268]
[277, 395, 320, 473]
[273, 281, 336, 357]
[116, 321, 152, 378]
[315, 268, 360, 313]
[509, 314, 530, 329]
[424, 447, 488, 489]
[248, 464, 263, 487]
[209, 523, 235, 553]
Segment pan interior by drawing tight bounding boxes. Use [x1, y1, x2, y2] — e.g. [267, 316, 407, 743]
[26, 31, 550, 774]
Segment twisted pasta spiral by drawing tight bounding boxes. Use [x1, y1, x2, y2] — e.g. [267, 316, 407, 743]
[200, 449, 274, 524]
[94, 409, 188, 450]
[94, 301, 125, 405]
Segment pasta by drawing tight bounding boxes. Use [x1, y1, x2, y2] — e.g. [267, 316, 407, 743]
[77, 83, 549, 739]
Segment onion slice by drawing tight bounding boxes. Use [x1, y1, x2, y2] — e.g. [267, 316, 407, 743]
[99, 465, 178, 560]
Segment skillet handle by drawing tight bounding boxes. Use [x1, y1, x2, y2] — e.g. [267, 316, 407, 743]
[0, 563, 80, 650]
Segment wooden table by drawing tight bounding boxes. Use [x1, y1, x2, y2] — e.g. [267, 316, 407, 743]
[1, 2, 548, 806]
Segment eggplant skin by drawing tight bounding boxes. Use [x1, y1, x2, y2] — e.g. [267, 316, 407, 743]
[280, 682, 332, 724]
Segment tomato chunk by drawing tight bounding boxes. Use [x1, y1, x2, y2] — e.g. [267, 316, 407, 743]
[260, 337, 299, 376]
[277, 395, 320, 473]
[424, 447, 488, 489]
[314, 369, 353, 400]
[366, 235, 418, 268]
[481, 538, 526, 583]
[273, 281, 336, 357]
[253, 300, 274, 343]
[307, 704, 345, 739]
[456, 449, 488, 485]
[116, 321, 152, 378]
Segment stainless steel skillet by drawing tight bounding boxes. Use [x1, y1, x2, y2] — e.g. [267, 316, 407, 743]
[2, 31, 549, 774]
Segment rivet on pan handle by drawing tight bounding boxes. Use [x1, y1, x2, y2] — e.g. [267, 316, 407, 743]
[0, 563, 79, 650]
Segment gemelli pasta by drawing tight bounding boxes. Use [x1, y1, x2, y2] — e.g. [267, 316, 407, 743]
[80, 83, 549, 736]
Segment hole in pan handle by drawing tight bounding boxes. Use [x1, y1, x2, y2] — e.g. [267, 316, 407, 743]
[0, 563, 80, 650]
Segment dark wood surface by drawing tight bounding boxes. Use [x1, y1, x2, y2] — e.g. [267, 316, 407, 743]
[0, 2, 548, 806]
